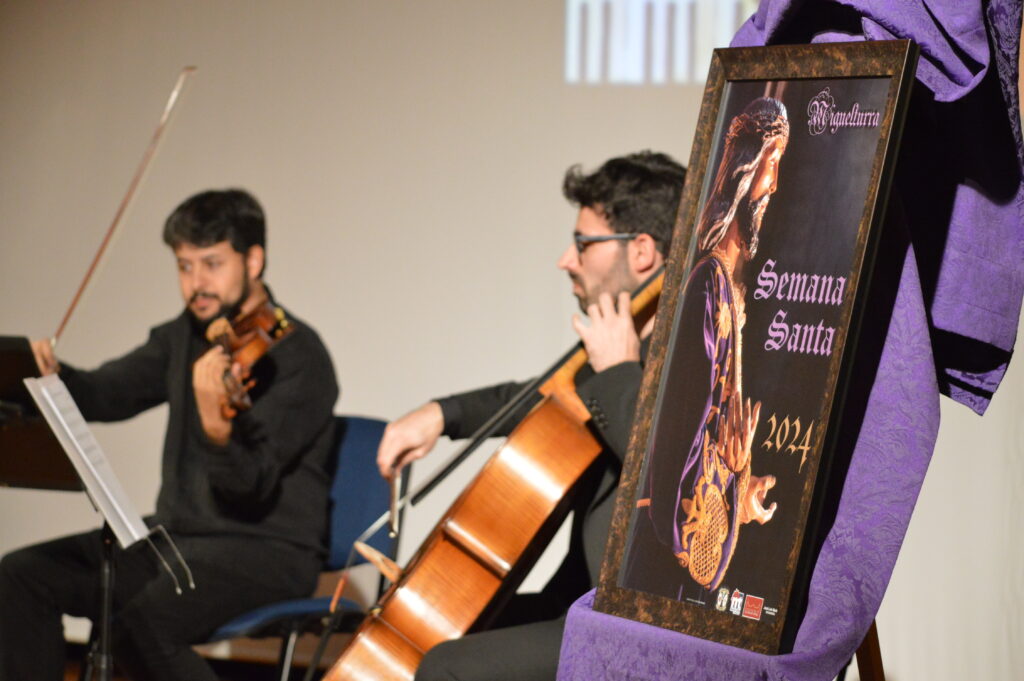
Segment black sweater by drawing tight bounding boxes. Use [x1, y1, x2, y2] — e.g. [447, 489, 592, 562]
[60, 307, 339, 555]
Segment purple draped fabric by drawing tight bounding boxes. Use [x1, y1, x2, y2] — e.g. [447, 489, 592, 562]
[557, 2, 1022, 680]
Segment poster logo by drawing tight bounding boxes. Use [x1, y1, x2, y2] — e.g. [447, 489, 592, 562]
[742, 594, 765, 621]
[729, 589, 744, 616]
[716, 588, 730, 611]
[807, 87, 880, 136]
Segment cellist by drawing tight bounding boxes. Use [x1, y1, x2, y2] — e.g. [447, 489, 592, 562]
[0, 189, 339, 681]
[376, 152, 685, 681]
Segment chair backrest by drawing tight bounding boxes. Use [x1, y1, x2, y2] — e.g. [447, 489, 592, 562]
[325, 415, 393, 571]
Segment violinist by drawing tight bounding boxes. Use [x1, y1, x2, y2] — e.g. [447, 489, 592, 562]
[376, 152, 685, 681]
[0, 189, 339, 681]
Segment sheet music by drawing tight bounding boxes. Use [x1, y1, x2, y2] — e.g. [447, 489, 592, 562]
[23, 375, 149, 549]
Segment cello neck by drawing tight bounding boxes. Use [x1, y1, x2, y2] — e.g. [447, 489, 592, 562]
[537, 268, 664, 416]
[627, 268, 664, 328]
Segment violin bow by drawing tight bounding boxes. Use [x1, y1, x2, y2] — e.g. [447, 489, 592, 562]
[52, 66, 198, 347]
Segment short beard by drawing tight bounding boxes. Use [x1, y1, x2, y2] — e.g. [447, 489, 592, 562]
[574, 249, 636, 313]
[736, 192, 771, 259]
[221, 275, 250, 321]
[187, 276, 250, 331]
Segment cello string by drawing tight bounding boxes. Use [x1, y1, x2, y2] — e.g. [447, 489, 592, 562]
[52, 66, 198, 347]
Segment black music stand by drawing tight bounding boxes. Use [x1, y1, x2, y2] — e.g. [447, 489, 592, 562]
[19, 373, 194, 681]
[0, 336, 80, 490]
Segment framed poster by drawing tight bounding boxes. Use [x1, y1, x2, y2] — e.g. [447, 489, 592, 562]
[595, 40, 918, 654]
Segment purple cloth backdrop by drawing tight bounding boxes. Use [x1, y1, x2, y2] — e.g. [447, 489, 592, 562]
[557, 1, 1023, 679]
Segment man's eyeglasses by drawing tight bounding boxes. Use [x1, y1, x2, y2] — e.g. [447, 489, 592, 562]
[573, 233, 639, 255]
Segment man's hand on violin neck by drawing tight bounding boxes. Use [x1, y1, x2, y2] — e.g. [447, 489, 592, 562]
[377, 401, 444, 479]
[573, 291, 641, 373]
[193, 346, 234, 446]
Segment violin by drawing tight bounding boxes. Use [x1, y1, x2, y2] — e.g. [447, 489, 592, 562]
[204, 299, 294, 418]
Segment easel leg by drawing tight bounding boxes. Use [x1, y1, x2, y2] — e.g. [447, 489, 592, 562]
[854, 619, 885, 681]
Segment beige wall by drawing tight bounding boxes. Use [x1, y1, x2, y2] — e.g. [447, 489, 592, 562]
[0, 2, 1019, 680]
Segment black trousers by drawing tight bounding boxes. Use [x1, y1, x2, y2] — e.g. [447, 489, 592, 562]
[0, 527, 320, 681]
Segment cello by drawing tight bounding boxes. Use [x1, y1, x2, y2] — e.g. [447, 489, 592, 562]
[323, 271, 663, 681]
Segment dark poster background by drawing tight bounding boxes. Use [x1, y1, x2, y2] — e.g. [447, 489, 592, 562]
[619, 76, 890, 624]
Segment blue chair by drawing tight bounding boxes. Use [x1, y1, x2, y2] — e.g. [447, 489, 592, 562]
[204, 415, 394, 680]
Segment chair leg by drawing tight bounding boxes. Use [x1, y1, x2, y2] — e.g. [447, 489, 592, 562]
[80, 632, 98, 681]
[80, 643, 95, 681]
[277, 629, 300, 681]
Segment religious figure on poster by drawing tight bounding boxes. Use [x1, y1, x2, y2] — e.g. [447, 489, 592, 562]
[634, 97, 790, 595]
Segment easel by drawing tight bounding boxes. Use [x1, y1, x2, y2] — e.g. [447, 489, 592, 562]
[839, 619, 884, 681]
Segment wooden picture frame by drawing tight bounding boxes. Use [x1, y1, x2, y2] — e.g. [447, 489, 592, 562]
[595, 40, 918, 655]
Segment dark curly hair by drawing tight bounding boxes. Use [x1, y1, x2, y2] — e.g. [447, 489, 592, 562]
[562, 151, 686, 256]
[163, 189, 266, 270]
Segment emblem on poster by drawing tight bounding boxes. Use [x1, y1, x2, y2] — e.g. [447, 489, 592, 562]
[729, 589, 744, 616]
[742, 595, 765, 621]
[716, 587, 730, 612]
